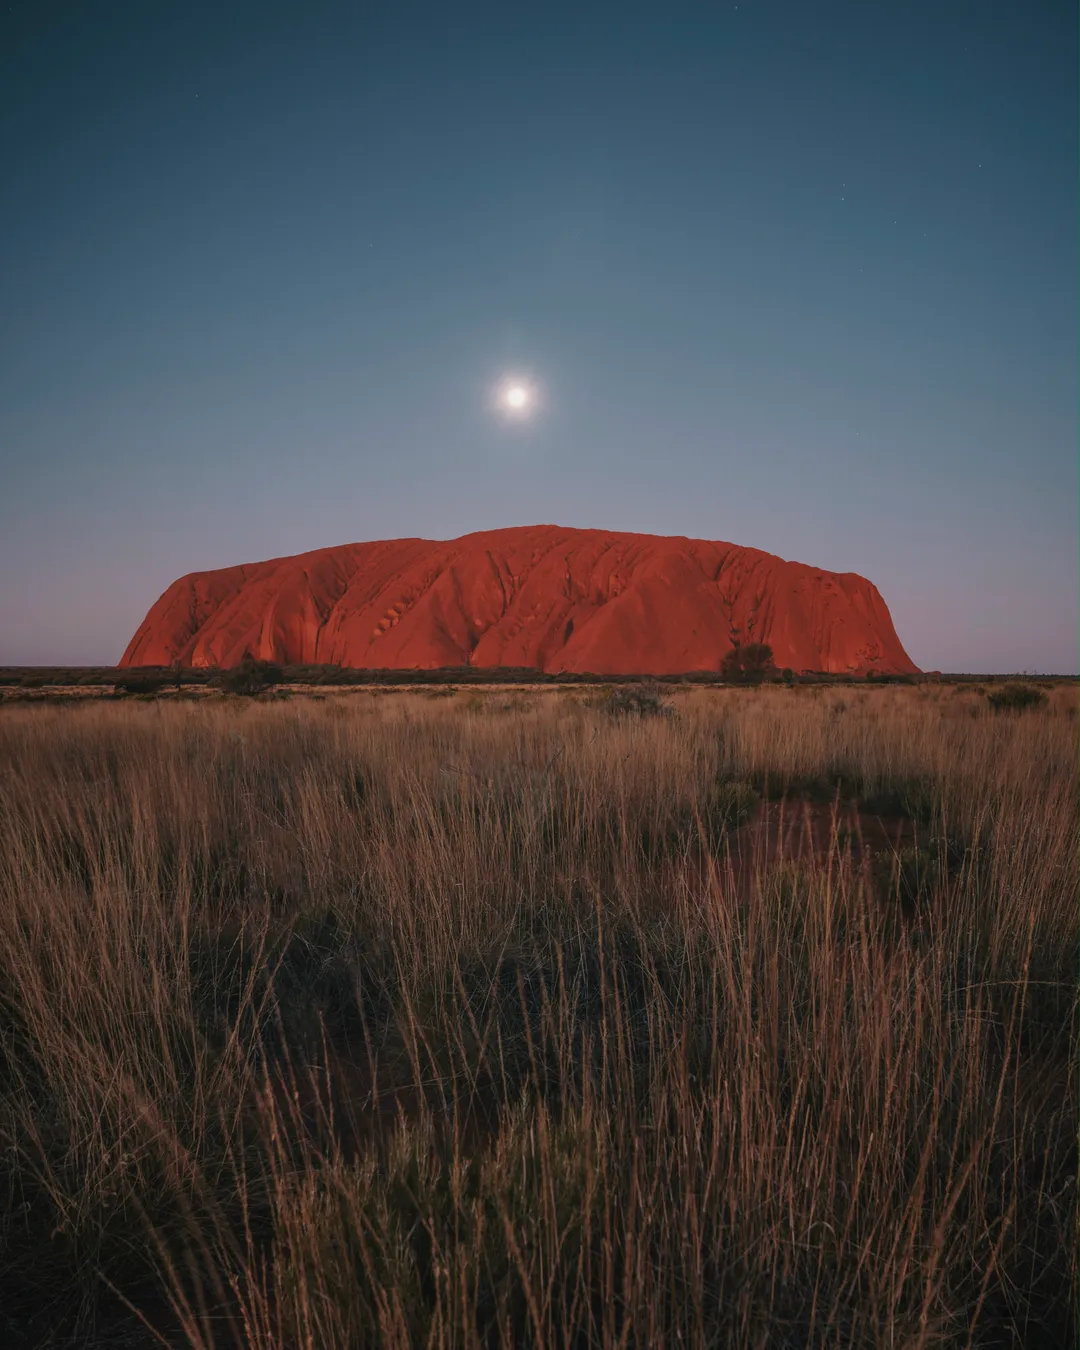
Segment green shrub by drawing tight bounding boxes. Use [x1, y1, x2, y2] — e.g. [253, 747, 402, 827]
[720, 642, 775, 684]
[112, 673, 166, 697]
[986, 683, 1047, 713]
[217, 657, 284, 697]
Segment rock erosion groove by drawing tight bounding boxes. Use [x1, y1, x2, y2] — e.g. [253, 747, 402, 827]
[120, 526, 919, 675]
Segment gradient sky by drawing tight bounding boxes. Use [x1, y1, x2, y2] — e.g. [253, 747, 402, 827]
[1, 0, 1076, 672]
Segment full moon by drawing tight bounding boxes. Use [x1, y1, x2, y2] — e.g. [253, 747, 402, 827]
[494, 375, 539, 419]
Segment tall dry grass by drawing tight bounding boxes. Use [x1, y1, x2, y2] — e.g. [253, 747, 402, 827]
[0, 684, 1075, 1347]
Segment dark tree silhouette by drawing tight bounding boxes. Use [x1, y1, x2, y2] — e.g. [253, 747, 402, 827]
[720, 642, 776, 684]
[220, 657, 284, 696]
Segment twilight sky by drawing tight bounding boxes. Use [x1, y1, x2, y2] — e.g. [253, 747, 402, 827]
[1, 1, 1076, 672]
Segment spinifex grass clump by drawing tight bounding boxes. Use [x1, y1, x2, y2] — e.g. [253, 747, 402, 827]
[0, 684, 1075, 1347]
[591, 680, 673, 717]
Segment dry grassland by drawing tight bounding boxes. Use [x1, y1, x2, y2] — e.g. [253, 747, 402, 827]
[0, 684, 1075, 1347]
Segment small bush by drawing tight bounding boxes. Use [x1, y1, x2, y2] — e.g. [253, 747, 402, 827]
[112, 673, 165, 697]
[986, 683, 1047, 714]
[721, 642, 775, 685]
[217, 658, 284, 697]
[597, 682, 672, 718]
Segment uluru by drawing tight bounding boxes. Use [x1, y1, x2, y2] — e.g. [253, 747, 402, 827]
[120, 525, 918, 676]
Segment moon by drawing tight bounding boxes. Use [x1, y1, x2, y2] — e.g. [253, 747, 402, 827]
[494, 375, 539, 420]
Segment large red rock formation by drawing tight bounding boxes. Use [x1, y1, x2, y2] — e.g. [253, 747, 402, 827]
[120, 526, 918, 675]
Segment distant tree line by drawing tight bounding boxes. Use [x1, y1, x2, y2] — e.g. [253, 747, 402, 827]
[5, 659, 1063, 695]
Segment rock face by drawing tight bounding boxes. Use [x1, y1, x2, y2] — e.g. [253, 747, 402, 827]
[120, 526, 918, 675]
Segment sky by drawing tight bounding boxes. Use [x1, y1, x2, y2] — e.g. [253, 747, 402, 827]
[1, 0, 1076, 673]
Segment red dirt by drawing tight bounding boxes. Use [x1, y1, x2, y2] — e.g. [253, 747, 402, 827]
[120, 525, 918, 675]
